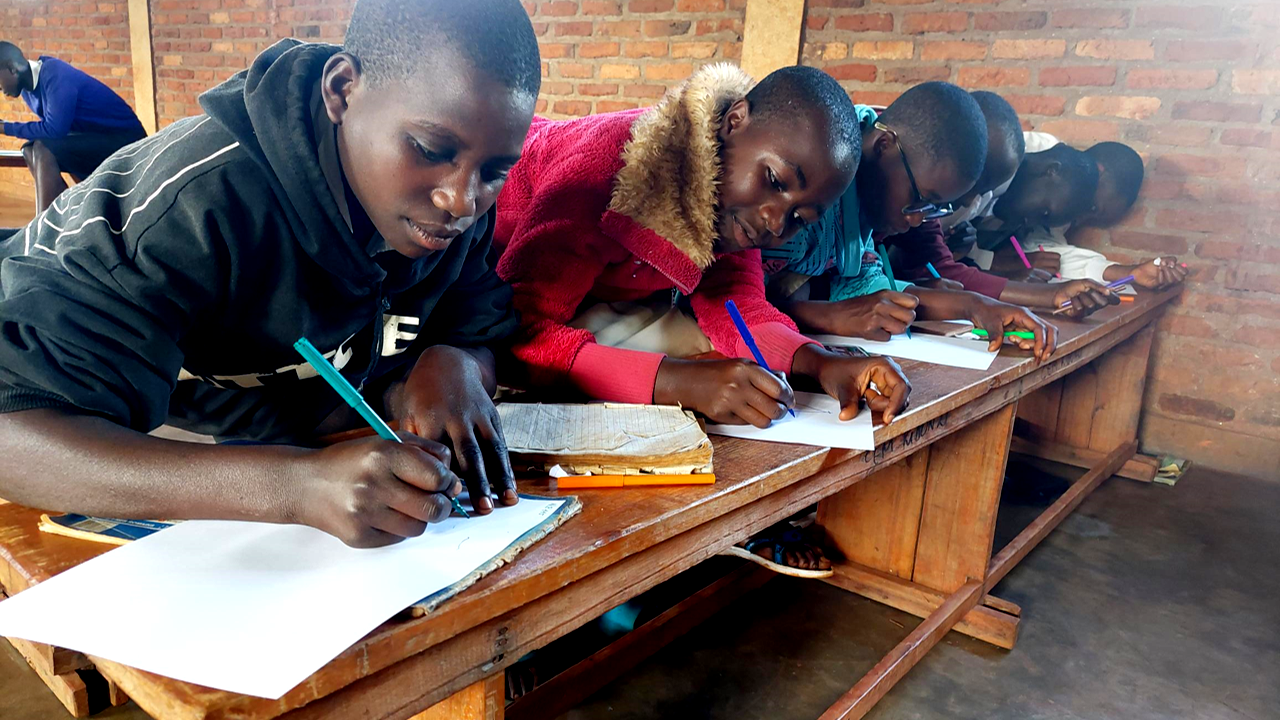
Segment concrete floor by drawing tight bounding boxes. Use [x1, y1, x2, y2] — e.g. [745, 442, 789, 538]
[3, 464, 1277, 719]
[560, 464, 1280, 720]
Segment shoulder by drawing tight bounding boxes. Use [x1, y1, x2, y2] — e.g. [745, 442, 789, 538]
[39, 118, 275, 247]
[521, 110, 643, 185]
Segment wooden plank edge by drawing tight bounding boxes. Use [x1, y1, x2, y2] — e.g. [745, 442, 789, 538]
[7, 635, 91, 717]
[818, 581, 983, 720]
[507, 563, 774, 720]
[987, 440, 1137, 589]
[1, 633, 90, 677]
[823, 563, 1018, 650]
[1010, 436, 1158, 483]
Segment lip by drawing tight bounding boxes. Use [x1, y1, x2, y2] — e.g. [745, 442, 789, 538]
[406, 218, 460, 252]
[733, 215, 760, 247]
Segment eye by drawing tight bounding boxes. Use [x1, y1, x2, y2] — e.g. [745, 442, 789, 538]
[481, 167, 512, 185]
[410, 137, 451, 165]
[767, 166, 784, 192]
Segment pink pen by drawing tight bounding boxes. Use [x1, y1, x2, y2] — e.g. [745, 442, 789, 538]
[1038, 243, 1062, 278]
[1009, 234, 1032, 269]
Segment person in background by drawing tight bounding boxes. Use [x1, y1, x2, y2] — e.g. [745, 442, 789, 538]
[1016, 141, 1188, 289]
[0, 41, 147, 212]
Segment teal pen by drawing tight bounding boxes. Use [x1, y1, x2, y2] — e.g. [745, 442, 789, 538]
[970, 328, 1036, 340]
[293, 337, 470, 519]
[925, 262, 941, 280]
[876, 243, 910, 338]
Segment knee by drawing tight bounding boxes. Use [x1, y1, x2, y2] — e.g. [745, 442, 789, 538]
[22, 141, 58, 172]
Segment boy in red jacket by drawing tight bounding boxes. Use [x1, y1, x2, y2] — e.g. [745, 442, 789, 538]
[495, 64, 909, 432]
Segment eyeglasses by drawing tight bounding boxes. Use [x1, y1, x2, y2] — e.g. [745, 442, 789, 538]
[874, 121, 954, 221]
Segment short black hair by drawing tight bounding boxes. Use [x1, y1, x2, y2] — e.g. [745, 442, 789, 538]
[344, 0, 540, 97]
[877, 81, 988, 189]
[971, 91, 1024, 161]
[1086, 141, 1144, 208]
[747, 65, 861, 174]
[0, 41, 25, 70]
[1041, 143, 1100, 219]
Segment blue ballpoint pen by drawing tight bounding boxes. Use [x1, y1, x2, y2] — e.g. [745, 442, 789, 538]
[724, 300, 796, 417]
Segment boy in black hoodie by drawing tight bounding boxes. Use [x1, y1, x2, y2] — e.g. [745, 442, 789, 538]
[0, 0, 539, 547]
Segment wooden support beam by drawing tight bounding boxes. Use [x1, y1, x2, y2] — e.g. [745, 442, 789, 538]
[818, 449, 928, 579]
[2, 635, 90, 677]
[7, 635, 91, 717]
[912, 403, 1017, 593]
[823, 562, 1019, 650]
[408, 674, 503, 720]
[1010, 436, 1158, 483]
[988, 440, 1137, 589]
[507, 564, 774, 720]
[819, 581, 983, 720]
[740, 0, 806, 80]
[1085, 324, 1156, 452]
[127, 0, 158, 134]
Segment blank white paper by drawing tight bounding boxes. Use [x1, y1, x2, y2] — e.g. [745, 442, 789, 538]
[0, 496, 569, 699]
[810, 332, 999, 371]
[704, 392, 874, 450]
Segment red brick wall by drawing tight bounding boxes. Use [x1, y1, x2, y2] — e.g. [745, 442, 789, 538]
[0, 0, 135, 196]
[149, 0, 744, 125]
[152, 0, 349, 125]
[524, 0, 745, 118]
[804, 0, 1280, 477]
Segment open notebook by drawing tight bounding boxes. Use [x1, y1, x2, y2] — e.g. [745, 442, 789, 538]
[498, 402, 714, 475]
[0, 493, 579, 699]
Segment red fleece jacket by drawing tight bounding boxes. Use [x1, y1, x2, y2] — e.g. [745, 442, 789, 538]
[494, 113, 815, 404]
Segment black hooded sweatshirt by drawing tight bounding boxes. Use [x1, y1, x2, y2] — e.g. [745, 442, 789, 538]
[0, 40, 516, 442]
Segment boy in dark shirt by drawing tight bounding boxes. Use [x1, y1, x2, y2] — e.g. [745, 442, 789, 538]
[0, 0, 539, 547]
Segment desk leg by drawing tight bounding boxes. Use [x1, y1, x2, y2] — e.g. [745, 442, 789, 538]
[1016, 324, 1157, 480]
[818, 403, 1021, 652]
[409, 673, 504, 720]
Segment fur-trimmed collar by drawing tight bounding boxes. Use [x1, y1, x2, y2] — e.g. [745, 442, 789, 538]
[608, 63, 754, 270]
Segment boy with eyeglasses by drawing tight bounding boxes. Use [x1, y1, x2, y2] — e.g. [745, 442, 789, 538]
[757, 82, 1081, 357]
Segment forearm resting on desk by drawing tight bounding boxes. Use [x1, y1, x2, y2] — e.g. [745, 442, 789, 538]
[0, 408, 309, 522]
[997, 281, 1059, 309]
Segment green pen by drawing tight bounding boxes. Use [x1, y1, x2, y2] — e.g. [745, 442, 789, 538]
[294, 337, 470, 519]
[970, 328, 1037, 340]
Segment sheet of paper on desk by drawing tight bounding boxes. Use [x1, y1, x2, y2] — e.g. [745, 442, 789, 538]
[809, 332, 999, 371]
[704, 392, 874, 450]
[0, 495, 573, 699]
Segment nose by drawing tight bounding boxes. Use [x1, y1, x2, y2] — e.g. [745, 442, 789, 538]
[759, 204, 788, 243]
[905, 212, 925, 229]
[431, 168, 478, 222]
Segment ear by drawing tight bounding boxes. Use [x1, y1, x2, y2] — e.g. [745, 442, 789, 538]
[1043, 159, 1063, 178]
[871, 129, 896, 160]
[718, 97, 750, 142]
[321, 53, 361, 127]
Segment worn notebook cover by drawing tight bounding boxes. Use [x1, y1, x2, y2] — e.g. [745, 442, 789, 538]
[38, 514, 176, 546]
[497, 402, 714, 475]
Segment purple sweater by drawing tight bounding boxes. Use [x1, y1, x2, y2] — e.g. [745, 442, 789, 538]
[3, 57, 144, 141]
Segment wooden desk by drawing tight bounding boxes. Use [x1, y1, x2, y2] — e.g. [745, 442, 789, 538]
[0, 288, 1178, 720]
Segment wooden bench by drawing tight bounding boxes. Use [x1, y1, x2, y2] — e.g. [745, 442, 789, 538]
[0, 287, 1178, 719]
[0, 149, 26, 168]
